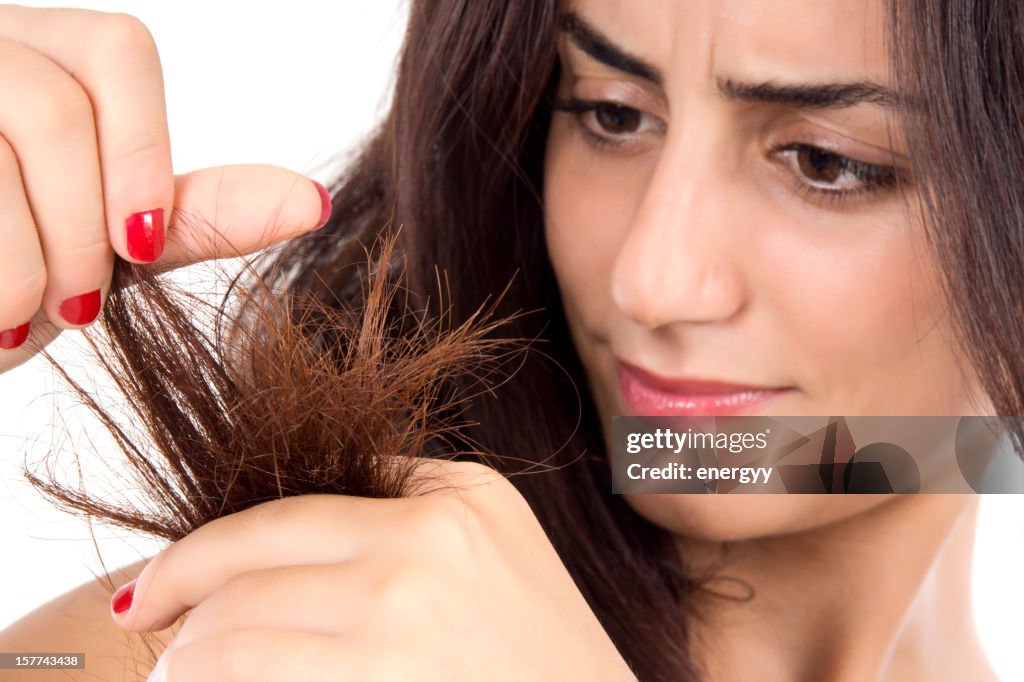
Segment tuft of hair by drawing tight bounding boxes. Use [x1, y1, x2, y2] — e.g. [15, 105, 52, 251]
[26, 230, 524, 543]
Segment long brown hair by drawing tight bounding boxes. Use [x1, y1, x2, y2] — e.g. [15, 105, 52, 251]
[889, 2, 1024, 445]
[26, 1, 1024, 681]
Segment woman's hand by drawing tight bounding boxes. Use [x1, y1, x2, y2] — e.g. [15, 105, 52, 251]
[0, 6, 330, 372]
[111, 461, 637, 681]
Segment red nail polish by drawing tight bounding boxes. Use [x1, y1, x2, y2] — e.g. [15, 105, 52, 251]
[0, 322, 30, 350]
[59, 289, 102, 326]
[111, 580, 136, 615]
[312, 181, 332, 230]
[126, 208, 165, 262]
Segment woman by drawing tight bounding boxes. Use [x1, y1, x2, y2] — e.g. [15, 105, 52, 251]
[0, 0, 1015, 680]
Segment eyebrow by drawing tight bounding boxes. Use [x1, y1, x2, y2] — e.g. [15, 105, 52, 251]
[559, 12, 903, 110]
[560, 12, 663, 85]
[716, 78, 901, 109]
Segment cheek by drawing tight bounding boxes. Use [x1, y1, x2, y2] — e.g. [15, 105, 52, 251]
[759, 217, 968, 413]
[543, 117, 650, 328]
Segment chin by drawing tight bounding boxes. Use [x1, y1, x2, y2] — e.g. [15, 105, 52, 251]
[624, 493, 896, 542]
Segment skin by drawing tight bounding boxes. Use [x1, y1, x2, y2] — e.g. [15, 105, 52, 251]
[544, 0, 999, 679]
[0, 2, 1007, 681]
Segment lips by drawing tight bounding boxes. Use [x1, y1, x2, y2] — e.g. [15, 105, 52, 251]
[617, 360, 791, 417]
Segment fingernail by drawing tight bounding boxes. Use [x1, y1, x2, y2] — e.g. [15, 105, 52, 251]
[0, 322, 30, 350]
[312, 180, 332, 230]
[59, 289, 102, 326]
[111, 579, 136, 615]
[126, 208, 166, 262]
[146, 653, 167, 682]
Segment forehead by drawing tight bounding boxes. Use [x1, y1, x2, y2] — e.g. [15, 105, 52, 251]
[563, 0, 891, 83]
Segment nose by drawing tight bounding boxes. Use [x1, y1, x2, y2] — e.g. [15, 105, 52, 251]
[610, 133, 748, 329]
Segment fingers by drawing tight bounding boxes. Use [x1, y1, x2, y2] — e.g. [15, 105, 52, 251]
[159, 165, 332, 269]
[0, 7, 174, 349]
[114, 495, 402, 632]
[160, 564, 369, 646]
[0, 36, 111, 330]
[0, 135, 45, 346]
[113, 464, 504, 634]
[73, 15, 172, 264]
[0, 6, 329, 360]
[159, 629, 371, 682]
[0, 7, 173, 266]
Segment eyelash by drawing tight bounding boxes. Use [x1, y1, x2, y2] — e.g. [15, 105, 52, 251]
[551, 97, 907, 207]
[770, 143, 905, 207]
[552, 97, 658, 151]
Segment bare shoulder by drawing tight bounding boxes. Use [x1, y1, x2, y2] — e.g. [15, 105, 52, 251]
[0, 558, 178, 681]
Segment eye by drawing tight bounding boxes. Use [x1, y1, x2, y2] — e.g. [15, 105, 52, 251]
[551, 97, 663, 150]
[775, 143, 903, 198]
[796, 146, 847, 185]
[591, 103, 642, 135]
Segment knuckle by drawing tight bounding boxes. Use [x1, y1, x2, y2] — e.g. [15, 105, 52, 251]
[91, 13, 157, 56]
[403, 495, 476, 554]
[33, 84, 93, 135]
[442, 460, 524, 513]
[447, 459, 503, 480]
[454, 462, 521, 503]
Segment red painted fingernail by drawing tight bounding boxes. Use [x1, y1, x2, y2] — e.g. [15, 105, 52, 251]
[312, 180, 332, 230]
[0, 322, 30, 350]
[111, 580, 136, 615]
[126, 208, 166, 262]
[59, 289, 102, 326]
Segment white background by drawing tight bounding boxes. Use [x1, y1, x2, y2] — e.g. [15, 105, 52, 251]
[0, 2, 1021, 681]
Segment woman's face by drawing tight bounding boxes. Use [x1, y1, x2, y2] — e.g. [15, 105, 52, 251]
[543, 0, 990, 540]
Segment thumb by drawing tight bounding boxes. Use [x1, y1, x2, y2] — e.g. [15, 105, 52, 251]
[158, 164, 331, 269]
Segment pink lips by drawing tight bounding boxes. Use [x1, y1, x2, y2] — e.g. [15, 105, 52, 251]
[617, 361, 790, 417]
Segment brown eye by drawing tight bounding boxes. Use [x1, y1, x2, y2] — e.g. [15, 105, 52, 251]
[796, 146, 843, 184]
[551, 97, 665, 151]
[594, 103, 642, 134]
[774, 142, 905, 206]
